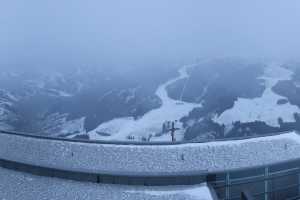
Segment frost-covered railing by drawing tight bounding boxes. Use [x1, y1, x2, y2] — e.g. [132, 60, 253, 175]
[1, 130, 300, 177]
[2, 130, 300, 199]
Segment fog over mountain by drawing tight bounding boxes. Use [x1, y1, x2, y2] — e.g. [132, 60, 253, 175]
[2, 0, 300, 70]
[1, 1, 300, 141]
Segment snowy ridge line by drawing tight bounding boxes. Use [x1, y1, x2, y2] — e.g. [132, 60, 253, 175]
[0, 129, 296, 145]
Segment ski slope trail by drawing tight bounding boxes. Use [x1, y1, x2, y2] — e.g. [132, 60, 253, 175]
[88, 64, 201, 141]
[214, 62, 300, 127]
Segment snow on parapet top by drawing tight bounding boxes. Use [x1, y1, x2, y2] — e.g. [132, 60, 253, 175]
[1, 130, 300, 176]
[0, 167, 213, 200]
[214, 63, 300, 127]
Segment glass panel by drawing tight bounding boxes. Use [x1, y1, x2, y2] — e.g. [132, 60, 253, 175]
[270, 160, 300, 173]
[230, 180, 265, 199]
[207, 173, 226, 199]
[229, 167, 265, 180]
[269, 174, 299, 200]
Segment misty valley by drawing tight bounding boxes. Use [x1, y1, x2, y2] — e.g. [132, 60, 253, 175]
[1, 59, 300, 142]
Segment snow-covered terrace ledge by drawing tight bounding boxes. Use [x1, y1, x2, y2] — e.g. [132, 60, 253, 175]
[0, 130, 300, 176]
[0, 165, 216, 200]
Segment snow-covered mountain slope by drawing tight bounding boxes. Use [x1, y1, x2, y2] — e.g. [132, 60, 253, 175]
[214, 63, 300, 127]
[88, 65, 201, 141]
[0, 65, 175, 138]
[167, 59, 300, 141]
[0, 89, 19, 130]
[34, 113, 86, 137]
[2, 59, 300, 142]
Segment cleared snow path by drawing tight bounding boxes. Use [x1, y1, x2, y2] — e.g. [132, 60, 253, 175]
[214, 63, 300, 127]
[88, 64, 201, 141]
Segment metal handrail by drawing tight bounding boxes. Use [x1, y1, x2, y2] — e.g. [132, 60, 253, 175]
[250, 183, 300, 199]
[220, 183, 300, 200]
[214, 168, 300, 200]
[1, 129, 300, 199]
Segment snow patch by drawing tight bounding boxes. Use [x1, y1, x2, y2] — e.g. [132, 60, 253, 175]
[214, 63, 300, 127]
[47, 89, 73, 97]
[38, 113, 86, 136]
[60, 117, 86, 135]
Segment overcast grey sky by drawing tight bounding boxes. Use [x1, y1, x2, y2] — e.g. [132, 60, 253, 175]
[1, 0, 300, 69]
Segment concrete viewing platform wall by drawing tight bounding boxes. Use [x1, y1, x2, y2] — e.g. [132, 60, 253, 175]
[0, 166, 215, 200]
[1, 130, 300, 176]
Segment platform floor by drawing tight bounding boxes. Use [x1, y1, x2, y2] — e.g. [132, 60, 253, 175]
[0, 167, 214, 200]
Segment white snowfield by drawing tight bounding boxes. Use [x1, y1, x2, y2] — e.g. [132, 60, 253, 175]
[215, 63, 300, 127]
[1, 131, 300, 176]
[0, 167, 213, 200]
[88, 64, 201, 142]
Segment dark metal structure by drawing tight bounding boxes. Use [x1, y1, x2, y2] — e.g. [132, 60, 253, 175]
[168, 121, 180, 142]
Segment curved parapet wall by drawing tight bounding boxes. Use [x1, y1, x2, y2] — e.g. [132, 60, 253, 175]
[1, 130, 300, 176]
[0, 166, 214, 200]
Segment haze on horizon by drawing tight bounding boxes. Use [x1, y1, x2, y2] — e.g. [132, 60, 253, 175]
[1, 0, 300, 71]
